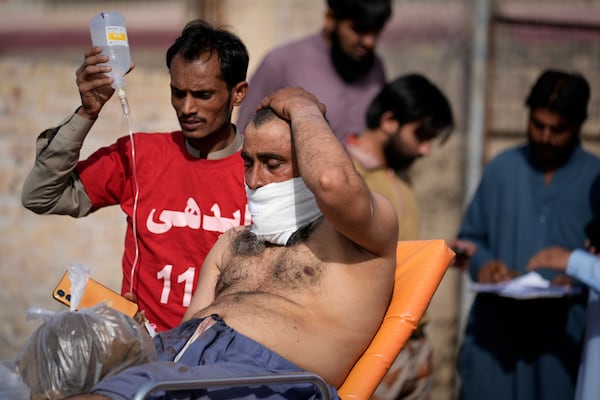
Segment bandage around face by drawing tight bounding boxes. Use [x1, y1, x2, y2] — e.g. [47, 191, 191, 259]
[245, 177, 322, 245]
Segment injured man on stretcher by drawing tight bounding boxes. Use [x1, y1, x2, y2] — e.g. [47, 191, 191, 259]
[32, 87, 399, 400]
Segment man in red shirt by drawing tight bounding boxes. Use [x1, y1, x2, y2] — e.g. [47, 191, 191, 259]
[21, 20, 250, 332]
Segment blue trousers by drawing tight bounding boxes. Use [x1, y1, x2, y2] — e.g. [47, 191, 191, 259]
[92, 314, 340, 400]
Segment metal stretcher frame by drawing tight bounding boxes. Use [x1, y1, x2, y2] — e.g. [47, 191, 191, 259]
[132, 372, 332, 400]
[133, 240, 454, 400]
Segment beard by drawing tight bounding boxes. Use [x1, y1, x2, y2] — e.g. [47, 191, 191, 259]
[383, 135, 418, 173]
[527, 132, 579, 172]
[232, 229, 266, 256]
[330, 29, 375, 83]
[232, 216, 322, 255]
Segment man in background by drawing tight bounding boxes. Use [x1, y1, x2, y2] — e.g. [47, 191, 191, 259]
[527, 175, 600, 400]
[237, 0, 392, 142]
[345, 73, 454, 399]
[456, 69, 600, 400]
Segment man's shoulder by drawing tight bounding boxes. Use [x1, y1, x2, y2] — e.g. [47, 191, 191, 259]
[567, 146, 600, 179]
[263, 33, 324, 61]
[485, 145, 527, 168]
[110, 131, 196, 163]
[574, 145, 600, 164]
[475, 145, 529, 184]
[132, 130, 187, 147]
[492, 144, 525, 159]
[111, 130, 180, 148]
[132, 130, 181, 137]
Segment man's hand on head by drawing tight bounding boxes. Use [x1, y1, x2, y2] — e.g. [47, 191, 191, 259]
[257, 87, 327, 121]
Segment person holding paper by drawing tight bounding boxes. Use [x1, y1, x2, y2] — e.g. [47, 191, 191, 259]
[455, 70, 600, 400]
[527, 212, 600, 400]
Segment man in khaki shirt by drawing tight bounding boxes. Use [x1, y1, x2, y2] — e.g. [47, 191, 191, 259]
[344, 74, 453, 399]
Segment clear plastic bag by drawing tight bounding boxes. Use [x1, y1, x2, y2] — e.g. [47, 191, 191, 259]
[10, 265, 156, 399]
[16, 303, 157, 400]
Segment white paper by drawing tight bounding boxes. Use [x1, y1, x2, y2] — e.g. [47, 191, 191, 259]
[469, 271, 581, 299]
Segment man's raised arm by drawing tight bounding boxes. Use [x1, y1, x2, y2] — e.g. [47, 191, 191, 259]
[258, 87, 398, 256]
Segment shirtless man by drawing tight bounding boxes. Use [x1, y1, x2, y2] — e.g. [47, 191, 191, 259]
[67, 87, 398, 399]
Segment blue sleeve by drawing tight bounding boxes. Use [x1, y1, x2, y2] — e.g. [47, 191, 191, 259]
[567, 249, 600, 292]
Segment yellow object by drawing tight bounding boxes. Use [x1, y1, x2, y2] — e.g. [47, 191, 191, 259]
[53, 271, 138, 317]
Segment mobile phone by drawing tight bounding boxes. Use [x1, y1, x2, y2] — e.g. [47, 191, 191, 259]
[52, 271, 138, 317]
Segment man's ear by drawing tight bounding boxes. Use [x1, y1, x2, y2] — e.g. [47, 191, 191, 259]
[380, 111, 399, 135]
[323, 9, 336, 35]
[232, 81, 248, 107]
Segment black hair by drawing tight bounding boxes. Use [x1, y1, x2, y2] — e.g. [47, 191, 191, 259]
[250, 107, 286, 129]
[525, 69, 590, 126]
[365, 73, 454, 142]
[327, 0, 392, 32]
[165, 19, 249, 89]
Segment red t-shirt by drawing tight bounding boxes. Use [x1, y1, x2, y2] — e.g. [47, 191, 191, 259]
[76, 131, 249, 331]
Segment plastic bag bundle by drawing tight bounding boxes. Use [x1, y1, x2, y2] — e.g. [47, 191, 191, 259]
[16, 304, 157, 400]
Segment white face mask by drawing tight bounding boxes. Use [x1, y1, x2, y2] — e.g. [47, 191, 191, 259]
[245, 177, 323, 246]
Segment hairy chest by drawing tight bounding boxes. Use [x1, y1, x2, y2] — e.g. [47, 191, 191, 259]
[215, 241, 324, 297]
